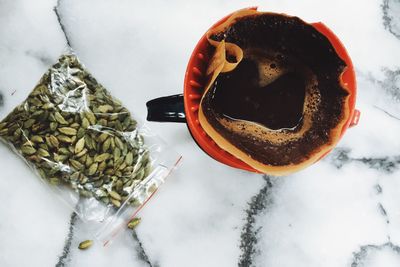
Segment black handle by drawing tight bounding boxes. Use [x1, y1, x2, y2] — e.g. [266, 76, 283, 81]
[146, 94, 186, 123]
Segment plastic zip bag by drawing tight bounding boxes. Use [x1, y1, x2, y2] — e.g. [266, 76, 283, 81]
[0, 53, 181, 244]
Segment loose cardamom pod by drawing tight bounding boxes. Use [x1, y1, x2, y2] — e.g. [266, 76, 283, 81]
[127, 217, 141, 229]
[78, 240, 93, 250]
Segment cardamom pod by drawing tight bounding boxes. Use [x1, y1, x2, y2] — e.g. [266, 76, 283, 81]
[42, 103, 54, 110]
[77, 127, 85, 139]
[98, 161, 107, 173]
[87, 163, 98, 176]
[75, 137, 85, 154]
[114, 137, 124, 150]
[127, 217, 141, 229]
[85, 112, 96, 125]
[49, 178, 60, 185]
[21, 146, 36, 155]
[98, 133, 109, 143]
[102, 138, 111, 152]
[57, 135, 73, 143]
[37, 148, 50, 157]
[31, 135, 44, 143]
[78, 240, 93, 250]
[111, 198, 121, 208]
[0, 128, 8, 136]
[0, 122, 7, 130]
[55, 112, 68, 124]
[125, 152, 133, 165]
[94, 153, 110, 162]
[85, 156, 93, 168]
[109, 190, 122, 201]
[113, 148, 121, 161]
[50, 122, 58, 131]
[70, 159, 84, 170]
[23, 119, 35, 128]
[58, 127, 77, 136]
[98, 105, 114, 113]
[49, 135, 59, 148]
[82, 118, 90, 129]
[76, 148, 88, 158]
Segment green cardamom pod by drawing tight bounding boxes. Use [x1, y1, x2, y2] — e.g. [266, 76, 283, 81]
[87, 163, 98, 176]
[70, 159, 84, 170]
[85, 112, 96, 125]
[94, 153, 110, 162]
[49, 135, 59, 148]
[102, 138, 111, 152]
[57, 135, 73, 143]
[98, 133, 109, 143]
[21, 146, 36, 155]
[98, 161, 107, 173]
[125, 152, 133, 165]
[58, 127, 77, 136]
[114, 137, 124, 150]
[37, 148, 50, 157]
[54, 112, 68, 125]
[30, 135, 44, 143]
[109, 190, 122, 201]
[23, 119, 35, 128]
[98, 105, 114, 113]
[111, 198, 121, 208]
[78, 240, 93, 250]
[0, 122, 7, 130]
[82, 118, 90, 129]
[127, 217, 141, 229]
[50, 122, 58, 131]
[76, 148, 88, 158]
[75, 137, 85, 154]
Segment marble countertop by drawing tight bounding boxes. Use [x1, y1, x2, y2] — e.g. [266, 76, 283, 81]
[0, 0, 400, 266]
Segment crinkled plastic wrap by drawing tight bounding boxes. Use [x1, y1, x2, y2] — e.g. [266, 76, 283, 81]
[0, 53, 181, 244]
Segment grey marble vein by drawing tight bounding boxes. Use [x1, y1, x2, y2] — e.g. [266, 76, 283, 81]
[382, 0, 400, 39]
[374, 105, 400, 121]
[25, 50, 54, 67]
[377, 203, 390, 224]
[0, 92, 3, 107]
[238, 176, 273, 267]
[380, 68, 400, 101]
[54, 0, 72, 48]
[375, 183, 390, 224]
[329, 148, 400, 173]
[375, 184, 383, 194]
[351, 242, 400, 266]
[56, 212, 77, 267]
[358, 68, 400, 103]
[132, 231, 158, 267]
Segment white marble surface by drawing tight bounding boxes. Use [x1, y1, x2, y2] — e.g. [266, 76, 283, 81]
[0, 0, 400, 266]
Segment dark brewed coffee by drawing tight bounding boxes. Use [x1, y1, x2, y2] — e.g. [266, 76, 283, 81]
[199, 11, 351, 174]
[209, 55, 307, 130]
